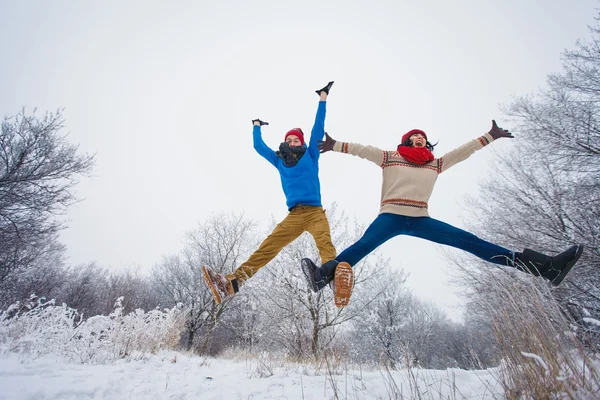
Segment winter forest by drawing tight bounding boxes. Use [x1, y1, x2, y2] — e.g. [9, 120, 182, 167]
[2, 4, 600, 400]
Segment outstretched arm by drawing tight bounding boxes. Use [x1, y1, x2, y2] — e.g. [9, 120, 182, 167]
[319, 132, 385, 166]
[307, 82, 333, 160]
[252, 119, 278, 167]
[308, 100, 327, 160]
[438, 120, 513, 173]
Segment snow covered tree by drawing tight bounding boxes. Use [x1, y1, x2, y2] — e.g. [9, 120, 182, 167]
[459, 299, 501, 368]
[0, 234, 66, 309]
[350, 267, 411, 368]
[151, 212, 257, 353]
[0, 109, 94, 291]
[101, 269, 159, 315]
[152, 254, 207, 352]
[209, 204, 388, 360]
[462, 12, 600, 345]
[243, 204, 388, 360]
[349, 266, 486, 369]
[424, 305, 499, 369]
[400, 298, 448, 367]
[57, 262, 108, 317]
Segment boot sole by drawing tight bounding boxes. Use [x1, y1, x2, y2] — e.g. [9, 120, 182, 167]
[301, 258, 318, 292]
[334, 262, 353, 308]
[552, 245, 584, 286]
[202, 266, 223, 304]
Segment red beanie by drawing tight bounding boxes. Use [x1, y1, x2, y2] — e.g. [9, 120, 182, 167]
[285, 128, 305, 145]
[401, 129, 427, 144]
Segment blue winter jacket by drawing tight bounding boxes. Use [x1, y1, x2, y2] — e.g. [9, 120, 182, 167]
[253, 101, 326, 210]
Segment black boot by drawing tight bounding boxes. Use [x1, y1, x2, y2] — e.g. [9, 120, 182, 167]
[515, 245, 584, 286]
[318, 259, 339, 289]
[315, 81, 334, 95]
[301, 258, 337, 292]
[515, 249, 551, 276]
[301, 258, 318, 292]
[549, 245, 584, 285]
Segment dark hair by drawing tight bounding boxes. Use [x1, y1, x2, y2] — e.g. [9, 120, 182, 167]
[398, 138, 437, 152]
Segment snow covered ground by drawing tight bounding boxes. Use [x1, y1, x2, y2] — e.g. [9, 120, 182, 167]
[0, 351, 503, 400]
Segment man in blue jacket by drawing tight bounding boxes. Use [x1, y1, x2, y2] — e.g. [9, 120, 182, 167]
[203, 81, 352, 307]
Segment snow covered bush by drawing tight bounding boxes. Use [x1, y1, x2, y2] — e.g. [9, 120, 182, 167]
[463, 270, 600, 399]
[0, 295, 185, 364]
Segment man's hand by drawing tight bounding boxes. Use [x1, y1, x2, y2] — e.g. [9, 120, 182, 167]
[315, 81, 334, 96]
[252, 119, 269, 126]
[317, 132, 336, 153]
[489, 120, 513, 140]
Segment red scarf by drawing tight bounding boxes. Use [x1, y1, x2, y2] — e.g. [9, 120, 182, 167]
[397, 145, 434, 165]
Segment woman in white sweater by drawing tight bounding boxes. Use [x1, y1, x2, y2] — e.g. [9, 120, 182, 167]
[301, 121, 584, 305]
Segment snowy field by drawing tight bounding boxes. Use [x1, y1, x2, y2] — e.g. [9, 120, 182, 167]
[0, 351, 503, 400]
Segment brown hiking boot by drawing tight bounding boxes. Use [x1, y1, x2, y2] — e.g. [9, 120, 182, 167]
[333, 262, 353, 308]
[202, 266, 235, 304]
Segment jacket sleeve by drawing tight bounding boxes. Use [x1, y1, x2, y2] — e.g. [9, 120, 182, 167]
[437, 133, 495, 173]
[253, 125, 278, 167]
[307, 101, 327, 162]
[332, 140, 385, 166]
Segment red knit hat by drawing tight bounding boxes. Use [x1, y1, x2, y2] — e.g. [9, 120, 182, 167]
[401, 129, 427, 144]
[285, 128, 305, 145]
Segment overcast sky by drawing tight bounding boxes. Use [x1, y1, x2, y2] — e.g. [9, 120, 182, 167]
[1, 0, 597, 320]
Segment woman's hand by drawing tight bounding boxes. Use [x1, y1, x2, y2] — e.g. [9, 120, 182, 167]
[318, 132, 336, 153]
[489, 120, 514, 140]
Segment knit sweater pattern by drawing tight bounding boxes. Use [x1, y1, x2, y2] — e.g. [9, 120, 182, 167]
[332, 133, 495, 217]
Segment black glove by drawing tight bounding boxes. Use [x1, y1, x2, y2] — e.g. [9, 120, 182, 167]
[317, 132, 336, 153]
[252, 119, 269, 126]
[489, 120, 513, 140]
[315, 81, 334, 95]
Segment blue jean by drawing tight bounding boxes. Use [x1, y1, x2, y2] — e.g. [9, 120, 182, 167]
[336, 213, 514, 267]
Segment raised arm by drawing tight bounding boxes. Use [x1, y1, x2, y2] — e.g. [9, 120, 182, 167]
[308, 81, 334, 161]
[318, 132, 385, 166]
[308, 101, 327, 160]
[438, 120, 513, 173]
[252, 119, 278, 167]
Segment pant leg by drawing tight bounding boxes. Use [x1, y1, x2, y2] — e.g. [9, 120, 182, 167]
[407, 217, 514, 266]
[303, 206, 336, 263]
[336, 213, 405, 267]
[228, 210, 304, 284]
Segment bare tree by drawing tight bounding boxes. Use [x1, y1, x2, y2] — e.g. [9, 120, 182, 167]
[459, 298, 501, 368]
[0, 233, 66, 309]
[216, 293, 267, 355]
[57, 262, 109, 317]
[151, 212, 257, 353]
[102, 269, 159, 315]
[0, 109, 94, 288]
[244, 204, 387, 360]
[502, 13, 599, 175]
[350, 266, 411, 368]
[460, 12, 600, 344]
[152, 254, 208, 351]
[404, 299, 449, 366]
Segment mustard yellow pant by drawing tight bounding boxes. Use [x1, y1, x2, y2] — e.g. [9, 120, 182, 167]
[227, 205, 336, 285]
